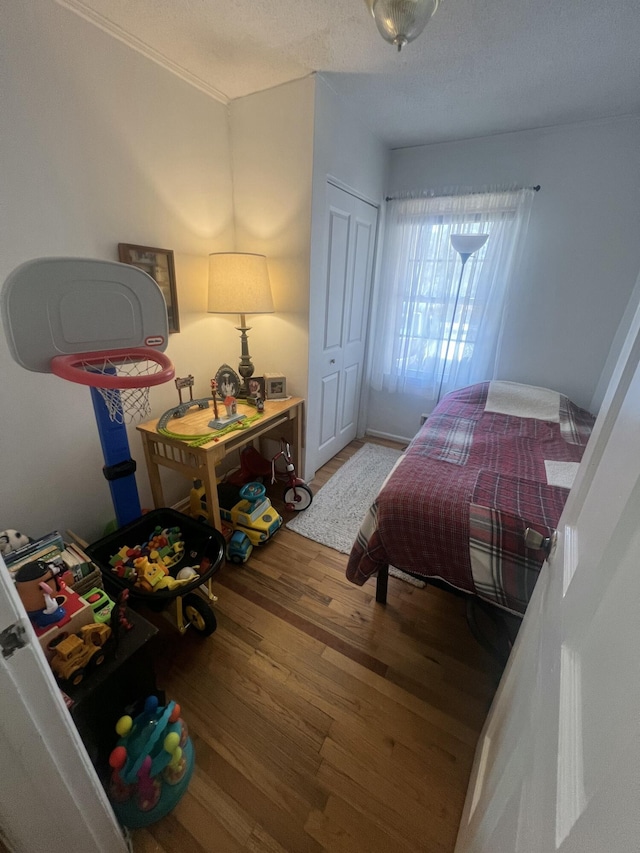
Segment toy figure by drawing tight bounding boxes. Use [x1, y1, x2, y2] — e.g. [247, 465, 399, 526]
[116, 589, 133, 633]
[0, 528, 30, 557]
[15, 560, 66, 627]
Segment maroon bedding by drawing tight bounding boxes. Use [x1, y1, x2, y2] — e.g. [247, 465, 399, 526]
[346, 381, 595, 614]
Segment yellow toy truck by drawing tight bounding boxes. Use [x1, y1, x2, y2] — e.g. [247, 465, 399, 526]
[49, 622, 112, 686]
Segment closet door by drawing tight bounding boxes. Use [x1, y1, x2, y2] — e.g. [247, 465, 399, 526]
[309, 182, 378, 472]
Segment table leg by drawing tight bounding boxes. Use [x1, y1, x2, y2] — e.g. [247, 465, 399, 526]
[203, 454, 222, 531]
[294, 402, 303, 477]
[140, 434, 166, 508]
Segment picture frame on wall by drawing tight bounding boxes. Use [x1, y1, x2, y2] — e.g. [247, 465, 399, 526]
[264, 374, 287, 399]
[118, 243, 180, 333]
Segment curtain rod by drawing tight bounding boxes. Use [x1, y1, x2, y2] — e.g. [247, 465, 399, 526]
[385, 185, 541, 203]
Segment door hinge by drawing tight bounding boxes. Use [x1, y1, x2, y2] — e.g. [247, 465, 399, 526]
[0, 621, 28, 658]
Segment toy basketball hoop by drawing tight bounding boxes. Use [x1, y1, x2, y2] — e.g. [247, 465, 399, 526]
[52, 347, 175, 424]
[1, 257, 177, 527]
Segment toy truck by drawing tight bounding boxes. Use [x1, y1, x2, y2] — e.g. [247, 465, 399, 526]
[49, 622, 112, 686]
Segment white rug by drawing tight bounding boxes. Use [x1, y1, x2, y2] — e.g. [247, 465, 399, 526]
[287, 443, 425, 587]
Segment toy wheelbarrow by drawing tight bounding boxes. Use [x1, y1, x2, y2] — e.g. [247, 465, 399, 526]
[87, 508, 225, 637]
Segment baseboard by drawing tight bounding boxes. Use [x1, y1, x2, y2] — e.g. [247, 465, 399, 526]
[172, 497, 190, 513]
[364, 428, 412, 444]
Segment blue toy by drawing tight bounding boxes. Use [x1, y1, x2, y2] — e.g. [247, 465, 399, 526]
[226, 530, 253, 564]
[108, 695, 194, 828]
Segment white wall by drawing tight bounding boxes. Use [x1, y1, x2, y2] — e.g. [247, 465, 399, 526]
[229, 78, 316, 414]
[1, 0, 235, 542]
[306, 76, 389, 476]
[366, 116, 640, 440]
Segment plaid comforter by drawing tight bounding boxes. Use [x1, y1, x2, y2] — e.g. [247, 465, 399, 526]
[346, 382, 595, 614]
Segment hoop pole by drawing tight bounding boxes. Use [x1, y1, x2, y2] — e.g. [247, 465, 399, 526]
[51, 348, 174, 388]
[90, 385, 142, 528]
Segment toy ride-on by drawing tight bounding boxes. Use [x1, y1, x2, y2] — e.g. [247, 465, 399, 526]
[271, 440, 313, 511]
[220, 482, 283, 547]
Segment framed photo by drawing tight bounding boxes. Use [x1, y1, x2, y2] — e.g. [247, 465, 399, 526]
[214, 364, 241, 399]
[246, 376, 266, 400]
[118, 243, 180, 333]
[264, 374, 287, 399]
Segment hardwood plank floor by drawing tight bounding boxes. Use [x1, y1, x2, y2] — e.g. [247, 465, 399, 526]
[132, 438, 505, 853]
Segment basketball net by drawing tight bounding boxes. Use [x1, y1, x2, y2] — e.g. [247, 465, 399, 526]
[51, 346, 174, 424]
[87, 353, 164, 423]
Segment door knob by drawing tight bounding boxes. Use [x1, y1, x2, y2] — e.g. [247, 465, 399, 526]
[330, 359, 336, 364]
[524, 527, 556, 557]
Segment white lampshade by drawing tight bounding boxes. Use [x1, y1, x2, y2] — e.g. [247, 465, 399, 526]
[450, 234, 489, 257]
[207, 253, 274, 315]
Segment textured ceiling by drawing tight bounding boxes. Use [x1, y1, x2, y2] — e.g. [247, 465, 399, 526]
[59, 0, 640, 148]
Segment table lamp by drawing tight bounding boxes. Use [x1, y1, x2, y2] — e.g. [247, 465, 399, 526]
[207, 252, 274, 398]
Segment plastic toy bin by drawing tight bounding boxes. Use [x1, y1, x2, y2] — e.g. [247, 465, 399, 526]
[87, 508, 225, 636]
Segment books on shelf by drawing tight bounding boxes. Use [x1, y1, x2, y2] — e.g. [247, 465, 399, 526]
[4, 531, 65, 575]
[61, 542, 94, 583]
[5, 531, 94, 583]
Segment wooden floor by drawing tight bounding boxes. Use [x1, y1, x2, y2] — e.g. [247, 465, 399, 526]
[132, 438, 505, 853]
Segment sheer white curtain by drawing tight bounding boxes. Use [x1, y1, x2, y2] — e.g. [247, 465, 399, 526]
[369, 188, 535, 404]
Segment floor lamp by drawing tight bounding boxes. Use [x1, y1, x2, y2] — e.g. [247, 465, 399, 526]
[208, 253, 275, 398]
[436, 234, 489, 404]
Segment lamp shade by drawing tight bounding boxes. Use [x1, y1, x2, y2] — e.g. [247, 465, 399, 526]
[368, 0, 439, 50]
[207, 253, 274, 315]
[450, 234, 489, 256]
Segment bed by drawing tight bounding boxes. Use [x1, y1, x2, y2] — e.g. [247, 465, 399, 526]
[346, 381, 595, 615]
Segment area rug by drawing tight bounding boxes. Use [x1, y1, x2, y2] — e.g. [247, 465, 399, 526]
[286, 443, 426, 587]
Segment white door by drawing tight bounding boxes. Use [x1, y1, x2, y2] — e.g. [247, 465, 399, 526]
[456, 288, 640, 852]
[0, 555, 127, 853]
[308, 182, 378, 473]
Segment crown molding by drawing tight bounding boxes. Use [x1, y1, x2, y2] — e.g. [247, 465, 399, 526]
[56, 0, 230, 105]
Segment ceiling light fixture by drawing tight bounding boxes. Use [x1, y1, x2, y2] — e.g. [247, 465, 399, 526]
[364, 0, 440, 52]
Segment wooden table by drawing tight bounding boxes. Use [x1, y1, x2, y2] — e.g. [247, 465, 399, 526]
[137, 397, 304, 530]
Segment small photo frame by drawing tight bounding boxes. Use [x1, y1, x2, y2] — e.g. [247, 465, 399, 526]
[214, 364, 241, 399]
[264, 374, 287, 399]
[246, 376, 266, 400]
[118, 243, 180, 333]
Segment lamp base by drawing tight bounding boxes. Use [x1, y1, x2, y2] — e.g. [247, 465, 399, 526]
[237, 318, 255, 399]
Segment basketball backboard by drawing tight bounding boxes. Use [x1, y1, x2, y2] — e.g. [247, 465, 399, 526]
[1, 257, 169, 373]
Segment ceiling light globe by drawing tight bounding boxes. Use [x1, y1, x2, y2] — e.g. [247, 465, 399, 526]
[371, 0, 439, 51]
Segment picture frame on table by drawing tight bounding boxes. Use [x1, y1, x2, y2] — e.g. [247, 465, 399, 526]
[264, 374, 287, 399]
[118, 243, 180, 333]
[214, 364, 241, 399]
[246, 376, 266, 401]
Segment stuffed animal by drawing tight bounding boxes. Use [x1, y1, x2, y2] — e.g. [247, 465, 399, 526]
[0, 529, 30, 557]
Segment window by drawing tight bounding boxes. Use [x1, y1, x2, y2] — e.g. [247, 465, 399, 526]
[369, 189, 535, 404]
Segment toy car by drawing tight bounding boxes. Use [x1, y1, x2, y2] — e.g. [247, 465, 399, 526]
[226, 531, 253, 564]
